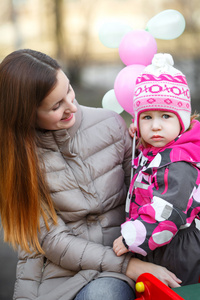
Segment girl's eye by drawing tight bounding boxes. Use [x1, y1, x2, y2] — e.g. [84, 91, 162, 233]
[163, 114, 170, 119]
[144, 115, 151, 120]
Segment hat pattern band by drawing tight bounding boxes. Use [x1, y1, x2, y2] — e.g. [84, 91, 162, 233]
[134, 74, 191, 114]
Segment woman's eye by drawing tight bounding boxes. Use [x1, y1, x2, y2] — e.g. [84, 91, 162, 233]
[68, 84, 73, 94]
[52, 103, 60, 111]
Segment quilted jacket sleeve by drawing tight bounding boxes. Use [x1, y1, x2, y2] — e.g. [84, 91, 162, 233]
[39, 215, 132, 275]
[122, 161, 200, 256]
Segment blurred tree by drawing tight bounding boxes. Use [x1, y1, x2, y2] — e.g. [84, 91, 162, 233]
[10, 0, 23, 48]
[54, 0, 66, 65]
[48, 0, 98, 84]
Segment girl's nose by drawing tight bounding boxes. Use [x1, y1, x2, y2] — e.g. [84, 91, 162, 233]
[151, 118, 161, 130]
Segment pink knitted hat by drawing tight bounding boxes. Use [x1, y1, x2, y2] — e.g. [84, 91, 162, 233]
[133, 53, 191, 136]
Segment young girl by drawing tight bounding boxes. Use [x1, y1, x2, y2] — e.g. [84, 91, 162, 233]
[113, 53, 200, 285]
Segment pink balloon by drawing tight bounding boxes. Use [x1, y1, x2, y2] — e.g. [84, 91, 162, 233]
[114, 64, 146, 115]
[119, 29, 157, 66]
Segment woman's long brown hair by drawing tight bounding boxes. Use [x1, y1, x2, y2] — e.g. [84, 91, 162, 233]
[0, 49, 59, 253]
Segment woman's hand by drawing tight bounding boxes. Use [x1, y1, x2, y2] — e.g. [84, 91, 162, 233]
[113, 236, 129, 256]
[126, 258, 182, 288]
[129, 123, 137, 139]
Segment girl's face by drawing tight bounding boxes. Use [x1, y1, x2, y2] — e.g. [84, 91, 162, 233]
[139, 110, 181, 148]
[36, 70, 77, 131]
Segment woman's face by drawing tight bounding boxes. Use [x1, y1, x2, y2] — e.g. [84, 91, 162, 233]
[36, 70, 77, 130]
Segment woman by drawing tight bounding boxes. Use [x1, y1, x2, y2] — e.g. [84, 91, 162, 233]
[0, 49, 181, 300]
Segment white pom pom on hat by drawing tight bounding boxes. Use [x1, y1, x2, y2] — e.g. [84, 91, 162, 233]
[133, 53, 191, 136]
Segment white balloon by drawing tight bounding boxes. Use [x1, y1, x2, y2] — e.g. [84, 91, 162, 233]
[102, 89, 124, 114]
[146, 10, 185, 40]
[98, 21, 132, 48]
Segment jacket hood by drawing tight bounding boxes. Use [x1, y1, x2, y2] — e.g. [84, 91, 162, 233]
[170, 120, 200, 163]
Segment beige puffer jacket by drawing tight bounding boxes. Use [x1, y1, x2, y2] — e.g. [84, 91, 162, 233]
[13, 101, 134, 300]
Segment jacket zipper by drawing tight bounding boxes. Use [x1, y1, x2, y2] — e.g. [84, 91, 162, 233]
[40, 257, 47, 283]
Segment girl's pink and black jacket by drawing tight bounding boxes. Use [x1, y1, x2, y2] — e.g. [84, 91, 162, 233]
[123, 119, 200, 285]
